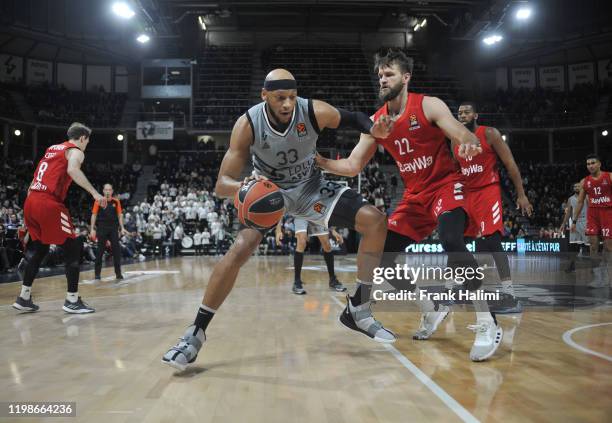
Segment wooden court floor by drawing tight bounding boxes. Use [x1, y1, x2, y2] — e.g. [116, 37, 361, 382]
[0, 256, 610, 423]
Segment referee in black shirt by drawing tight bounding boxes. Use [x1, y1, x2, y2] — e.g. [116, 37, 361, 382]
[91, 184, 127, 280]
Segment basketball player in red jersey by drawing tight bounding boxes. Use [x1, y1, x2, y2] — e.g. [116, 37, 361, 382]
[317, 48, 503, 361]
[455, 102, 533, 313]
[571, 154, 611, 288]
[12, 123, 105, 313]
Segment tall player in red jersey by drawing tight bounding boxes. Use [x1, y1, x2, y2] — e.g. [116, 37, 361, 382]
[571, 154, 611, 288]
[13, 123, 105, 313]
[455, 102, 533, 313]
[317, 49, 503, 362]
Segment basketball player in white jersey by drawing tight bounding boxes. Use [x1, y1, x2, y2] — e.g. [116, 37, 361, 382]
[162, 69, 396, 371]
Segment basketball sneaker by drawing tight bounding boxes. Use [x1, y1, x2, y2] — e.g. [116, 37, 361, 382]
[339, 295, 396, 343]
[12, 296, 39, 312]
[490, 291, 523, 314]
[329, 276, 347, 292]
[468, 319, 503, 362]
[62, 297, 95, 314]
[413, 305, 450, 340]
[162, 325, 206, 371]
[292, 280, 306, 295]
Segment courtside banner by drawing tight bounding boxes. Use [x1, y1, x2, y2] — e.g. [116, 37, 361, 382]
[405, 238, 567, 253]
[136, 121, 174, 140]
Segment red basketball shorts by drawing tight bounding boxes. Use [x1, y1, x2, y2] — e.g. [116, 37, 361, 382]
[586, 207, 612, 239]
[388, 178, 466, 242]
[463, 184, 504, 238]
[24, 193, 76, 245]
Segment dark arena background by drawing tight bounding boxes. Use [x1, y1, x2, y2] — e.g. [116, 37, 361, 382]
[0, 1, 611, 422]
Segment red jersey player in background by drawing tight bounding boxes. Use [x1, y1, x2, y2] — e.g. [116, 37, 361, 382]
[317, 48, 502, 362]
[454, 102, 533, 313]
[13, 122, 106, 313]
[572, 154, 611, 288]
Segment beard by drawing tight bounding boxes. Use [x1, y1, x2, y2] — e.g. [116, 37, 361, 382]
[463, 119, 476, 132]
[379, 81, 404, 102]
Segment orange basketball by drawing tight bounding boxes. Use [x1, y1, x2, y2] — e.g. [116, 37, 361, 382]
[234, 179, 285, 230]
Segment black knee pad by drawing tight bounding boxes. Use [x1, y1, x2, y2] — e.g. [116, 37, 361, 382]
[63, 237, 83, 268]
[24, 241, 50, 263]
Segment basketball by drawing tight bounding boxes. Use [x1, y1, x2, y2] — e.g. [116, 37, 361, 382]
[234, 179, 285, 229]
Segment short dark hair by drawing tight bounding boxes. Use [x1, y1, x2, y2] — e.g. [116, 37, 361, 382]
[586, 153, 600, 162]
[459, 101, 478, 112]
[67, 122, 92, 140]
[374, 48, 414, 74]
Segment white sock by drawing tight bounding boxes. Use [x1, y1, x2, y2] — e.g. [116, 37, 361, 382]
[200, 303, 217, 313]
[66, 292, 78, 303]
[476, 312, 494, 323]
[20, 285, 31, 300]
[501, 280, 514, 295]
[414, 286, 435, 312]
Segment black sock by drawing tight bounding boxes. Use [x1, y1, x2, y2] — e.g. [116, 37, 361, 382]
[350, 282, 372, 307]
[294, 252, 304, 282]
[194, 306, 215, 332]
[323, 251, 335, 281]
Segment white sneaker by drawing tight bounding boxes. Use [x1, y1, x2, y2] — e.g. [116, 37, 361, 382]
[413, 305, 450, 340]
[588, 267, 610, 288]
[468, 320, 503, 362]
[162, 325, 206, 371]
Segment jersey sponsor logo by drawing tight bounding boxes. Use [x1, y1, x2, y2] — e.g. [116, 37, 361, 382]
[461, 163, 484, 176]
[262, 141, 271, 149]
[296, 122, 307, 137]
[408, 114, 420, 131]
[396, 155, 433, 174]
[590, 196, 611, 205]
[313, 202, 326, 215]
[44, 152, 57, 159]
[48, 145, 67, 151]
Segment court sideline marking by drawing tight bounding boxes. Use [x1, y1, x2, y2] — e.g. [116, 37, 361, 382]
[562, 322, 612, 363]
[330, 295, 480, 423]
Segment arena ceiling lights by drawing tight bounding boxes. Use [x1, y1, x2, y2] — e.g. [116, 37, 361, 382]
[112, 2, 136, 19]
[515, 6, 532, 21]
[482, 34, 503, 46]
[136, 34, 150, 43]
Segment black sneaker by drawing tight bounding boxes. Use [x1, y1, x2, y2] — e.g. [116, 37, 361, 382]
[63, 297, 95, 314]
[12, 296, 39, 312]
[292, 280, 306, 295]
[116, 274, 124, 280]
[329, 276, 347, 292]
[94, 275, 102, 281]
[490, 292, 523, 314]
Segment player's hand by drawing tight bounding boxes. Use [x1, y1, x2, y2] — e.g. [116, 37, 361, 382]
[457, 143, 483, 159]
[94, 193, 107, 208]
[333, 231, 344, 244]
[242, 172, 269, 187]
[516, 195, 533, 217]
[275, 229, 283, 245]
[370, 114, 394, 139]
[570, 223, 576, 233]
[120, 228, 129, 236]
[315, 152, 328, 169]
[558, 225, 565, 233]
[90, 230, 96, 241]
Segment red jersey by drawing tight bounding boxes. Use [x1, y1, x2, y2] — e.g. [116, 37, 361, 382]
[453, 125, 500, 190]
[373, 93, 459, 195]
[584, 172, 612, 208]
[29, 141, 79, 202]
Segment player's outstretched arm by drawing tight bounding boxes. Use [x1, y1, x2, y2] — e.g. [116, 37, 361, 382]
[66, 148, 105, 206]
[488, 127, 533, 216]
[311, 99, 393, 139]
[315, 133, 377, 177]
[423, 96, 481, 158]
[214, 114, 253, 198]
